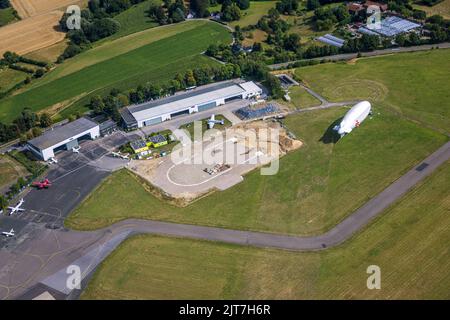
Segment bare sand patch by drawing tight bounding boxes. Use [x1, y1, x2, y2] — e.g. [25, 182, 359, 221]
[128, 120, 303, 204]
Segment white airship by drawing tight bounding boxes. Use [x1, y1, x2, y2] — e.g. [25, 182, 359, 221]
[333, 101, 372, 137]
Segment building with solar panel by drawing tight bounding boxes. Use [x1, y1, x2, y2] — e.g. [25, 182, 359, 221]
[316, 34, 346, 47]
[120, 79, 262, 129]
[358, 16, 421, 37]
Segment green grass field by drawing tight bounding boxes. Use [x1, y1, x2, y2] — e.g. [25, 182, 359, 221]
[0, 7, 17, 27]
[0, 20, 231, 122]
[296, 50, 450, 133]
[280, 85, 321, 109]
[97, 0, 161, 43]
[180, 114, 232, 140]
[82, 161, 450, 299]
[0, 155, 28, 190]
[230, 1, 277, 28]
[66, 105, 447, 235]
[413, 0, 450, 19]
[0, 68, 27, 94]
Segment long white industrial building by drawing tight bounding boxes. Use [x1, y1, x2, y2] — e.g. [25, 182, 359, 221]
[27, 117, 100, 161]
[120, 80, 262, 129]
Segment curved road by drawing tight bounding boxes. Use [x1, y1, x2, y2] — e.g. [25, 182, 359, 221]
[102, 140, 450, 251]
[5, 136, 450, 300]
[269, 42, 450, 70]
[19, 140, 446, 300]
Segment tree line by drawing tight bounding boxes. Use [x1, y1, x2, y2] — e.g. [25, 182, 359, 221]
[0, 109, 53, 144]
[87, 54, 283, 123]
[58, 0, 150, 62]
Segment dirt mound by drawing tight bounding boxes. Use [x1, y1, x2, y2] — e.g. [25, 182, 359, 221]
[232, 120, 303, 155]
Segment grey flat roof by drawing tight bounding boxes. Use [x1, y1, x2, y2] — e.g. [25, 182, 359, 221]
[28, 117, 98, 150]
[120, 108, 138, 127]
[128, 80, 248, 122]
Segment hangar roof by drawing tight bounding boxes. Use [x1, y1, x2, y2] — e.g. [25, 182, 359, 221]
[28, 117, 98, 150]
[128, 80, 258, 123]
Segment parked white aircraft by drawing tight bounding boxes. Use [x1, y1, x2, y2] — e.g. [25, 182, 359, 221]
[72, 146, 80, 153]
[206, 114, 224, 129]
[48, 157, 58, 164]
[8, 199, 25, 215]
[2, 229, 15, 237]
[333, 101, 372, 137]
[111, 151, 129, 160]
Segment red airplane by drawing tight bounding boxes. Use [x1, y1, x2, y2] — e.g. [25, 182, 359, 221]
[32, 178, 52, 189]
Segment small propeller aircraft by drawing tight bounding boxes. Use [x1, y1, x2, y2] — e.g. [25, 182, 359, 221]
[111, 151, 129, 160]
[32, 178, 52, 189]
[72, 146, 80, 153]
[206, 114, 224, 129]
[8, 199, 25, 215]
[48, 157, 58, 164]
[2, 229, 15, 237]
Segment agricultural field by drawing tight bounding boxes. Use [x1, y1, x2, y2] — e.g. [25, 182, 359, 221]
[97, 0, 161, 43]
[413, 0, 450, 19]
[82, 161, 450, 299]
[10, 0, 87, 18]
[23, 40, 70, 64]
[297, 50, 450, 133]
[66, 105, 447, 235]
[0, 20, 232, 122]
[0, 68, 27, 94]
[0, 0, 87, 61]
[0, 11, 65, 56]
[38, 20, 216, 84]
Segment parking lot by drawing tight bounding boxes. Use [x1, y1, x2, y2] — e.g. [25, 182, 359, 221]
[0, 131, 133, 245]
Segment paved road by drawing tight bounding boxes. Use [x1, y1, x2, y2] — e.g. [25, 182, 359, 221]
[269, 42, 450, 70]
[6, 139, 447, 300]
[0, 92, 448, 299]
[101, 140, 450, 251]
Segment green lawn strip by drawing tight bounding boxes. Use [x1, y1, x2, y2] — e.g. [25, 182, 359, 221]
[296, 50, 450, 132]
[66, 106, 447, 235]
[0, 22, 231, 122]
[179, 114, 232, 141]
[82, 161, 450, 299]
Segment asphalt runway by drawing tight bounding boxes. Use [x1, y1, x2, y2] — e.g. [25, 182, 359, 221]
[21, 166, 110, 227]
[0, 110, 448, 299]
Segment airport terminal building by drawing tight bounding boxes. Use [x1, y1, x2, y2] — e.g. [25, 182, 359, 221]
[27, 117, 100, 161]
[120, 80, 262, 129]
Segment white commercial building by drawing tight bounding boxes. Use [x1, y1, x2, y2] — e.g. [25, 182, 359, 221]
[27, 117, 100, 161]
[121, 80, 262, 129]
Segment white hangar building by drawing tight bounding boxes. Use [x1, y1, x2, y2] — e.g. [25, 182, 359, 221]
[120, 80, 262, 129]
[27, 117, 100, 161]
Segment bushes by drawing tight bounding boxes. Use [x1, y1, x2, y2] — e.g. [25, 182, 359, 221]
[275, 0, 299, 15]
[0, 0, 10, 9]
[0, 110, 53, 144]
[57, 1, 126, 62]
[9, 64, 34, 74]
[221, 2, 241, 22]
